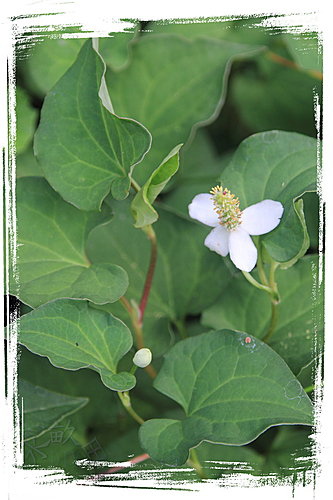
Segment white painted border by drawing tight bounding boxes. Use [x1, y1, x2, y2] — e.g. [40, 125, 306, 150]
[1, 1, 331, 499]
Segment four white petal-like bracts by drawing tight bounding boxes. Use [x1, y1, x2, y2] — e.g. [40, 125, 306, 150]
[188, 187, 283, 272]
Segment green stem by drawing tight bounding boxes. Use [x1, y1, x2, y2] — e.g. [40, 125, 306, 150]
[304, 384, 315, 393]
[130, 177, 141, 193]
[130, 364, 138, 375]
[187, 449, 207, 480]
[72, 430, 88, 447]
[262, 261, 280, 343]
[119, 297, 157, 379]
[119, 223, 158, 380]
[117, 391, 145, 425]
[256, 242, 268, 286]
[119, 296, 133, 315]
[262, 301, 279, 343]
[174, 319, 187, 339]
[242, 252, 281, 343]
[269, 260, 280, 291]
[242, 271, 278, 301]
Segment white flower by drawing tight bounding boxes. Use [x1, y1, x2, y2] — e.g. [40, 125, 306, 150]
[133, 348, 152, 368]
[188, 185, 283, 272]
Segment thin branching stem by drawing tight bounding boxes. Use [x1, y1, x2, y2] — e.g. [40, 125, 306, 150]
[242, 270, 277, 299]
[117, 391, 145, 425]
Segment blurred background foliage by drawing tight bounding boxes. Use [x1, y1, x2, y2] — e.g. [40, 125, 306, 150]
[12, 16, 321, 482]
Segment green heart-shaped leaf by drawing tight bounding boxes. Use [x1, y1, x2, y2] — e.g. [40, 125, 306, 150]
[34, 39, 151, 211]
[107, 34, 263, 183]
[131, 144, 182, 228]
[139, 330, 313, 465]
[20, 379, 89, 441]
[220, 130, 317, 265]
[202, 255, 323, 375]
[10, 177, 128, 308]
[18, 299, 135, 392]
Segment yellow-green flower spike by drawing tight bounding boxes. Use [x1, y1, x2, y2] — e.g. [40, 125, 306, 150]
[210, 185, 242, 230]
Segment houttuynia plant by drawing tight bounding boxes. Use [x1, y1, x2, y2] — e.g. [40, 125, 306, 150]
[8, 16, 323, 487]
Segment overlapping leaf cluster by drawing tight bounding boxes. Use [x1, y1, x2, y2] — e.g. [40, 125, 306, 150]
[10, 18, 322, 480]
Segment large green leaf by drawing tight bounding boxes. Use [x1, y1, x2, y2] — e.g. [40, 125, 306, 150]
[87, 199, 232, 354]
[10, 177, 128, 308]
[18, 299, 135, 391]
[139, 330, 313, 465]
[19, 38, 85, 97]
[20, 379, 88, 441]
[145, 17, 279, 46]
[19, 345, 141, 474]
[106, 34, 262, 183]
[231, 51, 321, 138]
[19, 345, 142, 475]
[97, 423, 263, 480]
[131, 144, 182, 228]
[34, 39, 151, 211]
[174, 129, 224, 184]
[19, 27, 139, 99]
[219, 130, 318, 265]
[16, 87, 38, 154]
[202, 256, 323, 376]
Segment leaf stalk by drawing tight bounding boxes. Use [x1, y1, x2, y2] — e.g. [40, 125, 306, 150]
[187, 448, 207, 480]
[242, 246, 281, 343]
[117, 391, 145, 425]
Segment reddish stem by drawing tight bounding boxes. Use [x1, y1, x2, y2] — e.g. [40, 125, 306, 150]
[119, 226, 158, 379]
[105, 453, 150, 473]
[267, 50, 323, 80]
[138, 226, 157, 324]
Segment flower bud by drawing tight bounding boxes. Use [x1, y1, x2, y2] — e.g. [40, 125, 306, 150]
[133, 348, 152, 368]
